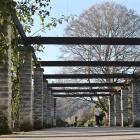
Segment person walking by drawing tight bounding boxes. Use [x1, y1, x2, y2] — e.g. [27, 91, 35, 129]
[95, 105, 100, 127]
[74, 116, 78, 127]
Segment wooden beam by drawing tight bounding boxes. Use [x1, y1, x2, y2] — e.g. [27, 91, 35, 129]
[48, 83, 129, 87]
[51, 89, 118, 93]
[43, 74, 140, 79]
[53, 93, 111, 97]
[39, 61, 140, 67]
[12, 14, 26, 41]
[25, 37, 140, 45]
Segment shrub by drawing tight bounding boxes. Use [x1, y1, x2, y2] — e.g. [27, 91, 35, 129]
[77, 121, 85, 127]
[20, 121, 33, 131]
[88, 121, 93, 127]
[0, 110, 11, 135]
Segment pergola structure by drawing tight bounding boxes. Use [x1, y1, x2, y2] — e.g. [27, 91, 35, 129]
[1, 13, 140, 132]
[15, 14, 140, 128]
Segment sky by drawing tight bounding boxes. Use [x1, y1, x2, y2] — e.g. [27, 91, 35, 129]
[32, 0, 140, 75]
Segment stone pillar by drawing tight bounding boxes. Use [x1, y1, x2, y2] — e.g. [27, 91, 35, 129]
[43, 80, 48, 127]
[19, 50, 33, 129]
[33, 67, 44, 129]
[0, 63, 12, 129]
[121, 88, 128, 127]
[115, 93, 121, 126]
[51, 95, 54, 126]
[0, 20, 12, 129]
[46, 88, 52, 126]
[131, 79, 140, 127]
[110, 95, 115, 126]
[53, 98, 57, 126]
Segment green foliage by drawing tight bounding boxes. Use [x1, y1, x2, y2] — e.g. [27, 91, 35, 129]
[0, 110, 11, 135]
[20, 121, 33, 131]
[0, 35, 9, 64]
[11, 75, 19, 127]
[11, 47, 20, 128]
[77, 121, 85, 127]
[16, 0, 51, 32]
[86, 120, 94, 127]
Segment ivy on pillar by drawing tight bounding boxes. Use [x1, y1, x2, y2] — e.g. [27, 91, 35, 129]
[19, 48, 33, 131]
[33, 67, 44, 129]
[131, 79, 140, 127]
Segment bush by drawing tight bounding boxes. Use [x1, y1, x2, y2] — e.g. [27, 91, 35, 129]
[0, 110, 11, 135]
[77, 121, 85, 127]
[20, 121, 33, 131]
[88, 121, 93, 127]
[133, 120, 140, 127]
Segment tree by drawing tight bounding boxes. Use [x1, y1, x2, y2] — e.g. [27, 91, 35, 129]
[60, 2, 140, 113]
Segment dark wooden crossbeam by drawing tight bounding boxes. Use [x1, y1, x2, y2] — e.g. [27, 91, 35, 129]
[44, 74, 140, 79]
[48, 83, 129, 87]
[25, 37, 140, 45]
[11, 12, 39, 64]
[38, 61, 140, 67]
[51, 89, 118, 93]
[53, 93, 111, 97]
[12, 14, 26, 41]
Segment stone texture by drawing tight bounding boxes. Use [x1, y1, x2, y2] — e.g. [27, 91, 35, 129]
[109, 95, 115, 126]
[0, 23, 12, 129]
[33, 67, 44, 128]
[53, 98, 57, 126]
[121, 88, 128, 126]
[0, 64, 12, 129]
[131, 80, 140, 126]
[51, 95, 54, 125]
[19, 51, 33, 128]
[46, 89, 52, 125]
[43, 80, 48, 126]
[115, 93, 121, 126]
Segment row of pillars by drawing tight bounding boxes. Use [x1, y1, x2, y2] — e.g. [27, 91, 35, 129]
[109, 80, 140, 127]
[1, 49, 140, 129]
[19, 51, 56, 129]
[0, 50, 56, 129]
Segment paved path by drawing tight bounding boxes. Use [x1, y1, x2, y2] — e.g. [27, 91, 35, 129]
[0, 127, 140, 140]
